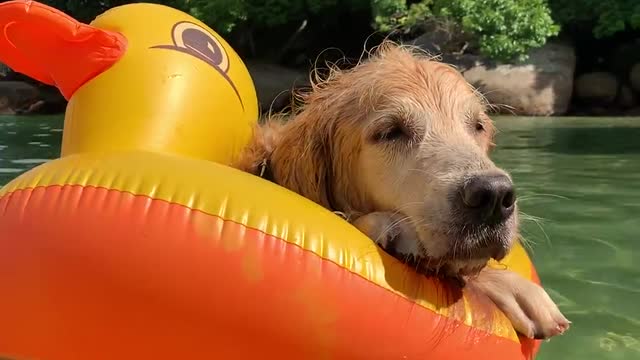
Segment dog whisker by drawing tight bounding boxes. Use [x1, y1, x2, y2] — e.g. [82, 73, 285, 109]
[518, 212, 552, 249]
[517, 193, 570, 202]
[376, 215, 412, 244]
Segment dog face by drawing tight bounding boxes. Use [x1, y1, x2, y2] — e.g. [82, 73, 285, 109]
[261, 44, 518, 273]
[233, 45, 571, 341]
[352, 48, 517, 272]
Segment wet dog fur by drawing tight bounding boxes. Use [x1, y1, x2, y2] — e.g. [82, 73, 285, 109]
[232, 42, 570, 340]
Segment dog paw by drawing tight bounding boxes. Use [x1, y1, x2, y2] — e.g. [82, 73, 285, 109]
[471, 268, 570, 340]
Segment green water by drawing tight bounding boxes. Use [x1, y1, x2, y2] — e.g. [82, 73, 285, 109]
[0, 115, 63, 184]
[491, 117, 640, 359]
[1, 115, 639, 359]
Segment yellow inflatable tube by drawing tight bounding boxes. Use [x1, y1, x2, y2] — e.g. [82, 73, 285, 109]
[0, 1, 542, 359]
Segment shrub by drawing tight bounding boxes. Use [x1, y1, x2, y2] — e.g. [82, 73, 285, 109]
[372, 0, 559, 62]
[371, 0, 433, 33]
[36, 0, 640, 64]
[172, 0, 359, 34]
[549, 0, 640, 38]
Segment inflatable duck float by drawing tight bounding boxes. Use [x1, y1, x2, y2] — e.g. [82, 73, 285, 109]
[0, 1, 543, 359]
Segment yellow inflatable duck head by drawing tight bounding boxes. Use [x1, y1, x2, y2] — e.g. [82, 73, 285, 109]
[0, 0, 258, 164]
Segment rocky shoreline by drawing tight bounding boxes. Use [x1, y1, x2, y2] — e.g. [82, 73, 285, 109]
[247, 37, 640, 117]
[2, 38, 640, 117]
[0, 64, 66, 116]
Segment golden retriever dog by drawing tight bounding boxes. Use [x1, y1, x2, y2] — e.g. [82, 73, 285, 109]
[232, 42, 570, 340]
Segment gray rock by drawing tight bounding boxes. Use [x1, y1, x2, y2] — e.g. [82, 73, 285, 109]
[0, 63, 9, 78]
[0, 80, 67, 115]
[246, 61, 309, 114]
[574, 72, 618, 104]
[625, 106, 640, 116]
[609, 41, 640, 79]
[437, 42, 576, 116]
[0, 96, 15, 115]
[617, 85, 635, 108]
[0, 81, 39, 114]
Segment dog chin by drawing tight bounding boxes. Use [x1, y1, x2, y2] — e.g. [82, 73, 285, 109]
[443, 258, 489, 277]
[417, 226, 515, 274]
[407, 253, 489, 279]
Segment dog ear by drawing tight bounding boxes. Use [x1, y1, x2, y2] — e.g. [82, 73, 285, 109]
[231, 119, 286, 176]
[269, 113, 337, 210]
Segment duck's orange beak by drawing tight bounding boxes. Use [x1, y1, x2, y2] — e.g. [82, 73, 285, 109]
[0, 0, 126, 99]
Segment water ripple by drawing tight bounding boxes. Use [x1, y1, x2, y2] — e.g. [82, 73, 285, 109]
[0, 168, 23, 173]
[10, 159, 51, 165]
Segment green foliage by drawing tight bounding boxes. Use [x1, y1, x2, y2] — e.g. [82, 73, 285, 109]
[242, 0, 343, 28]
[180, 0, 246, 33]
[439, 0, 559, 62]
[371, 0, 433, 33]
[42, 0, 359, 34]
[549, 0, 640, 38]
[42, 0, 109, 22]
[38, 0, 640, 64]
[371, 0, 559, 62]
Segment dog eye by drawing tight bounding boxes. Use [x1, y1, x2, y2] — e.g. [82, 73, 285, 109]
[373, 124, 406, 142]
[475, 121, 485, 132]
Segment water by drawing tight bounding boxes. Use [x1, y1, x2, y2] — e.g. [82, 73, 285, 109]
[0, 115, 63, 184]
[0, 115, 639, 359]
[491, 117, 640, 360]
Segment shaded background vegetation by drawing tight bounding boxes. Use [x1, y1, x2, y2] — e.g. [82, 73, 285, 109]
[41, 0, 640, 64]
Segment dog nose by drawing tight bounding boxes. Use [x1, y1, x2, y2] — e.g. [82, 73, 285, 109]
[460, 174, 516, 224]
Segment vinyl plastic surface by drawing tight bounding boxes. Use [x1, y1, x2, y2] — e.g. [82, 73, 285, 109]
[0, 1, 541, 359]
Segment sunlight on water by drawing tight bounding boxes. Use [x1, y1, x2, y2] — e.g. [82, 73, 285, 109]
[0, 168, 23, 173]
[10, 158, 51, 164]
[0, 115, 638, 359]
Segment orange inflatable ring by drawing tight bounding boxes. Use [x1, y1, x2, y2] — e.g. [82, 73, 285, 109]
[0, 1, 543, 359]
